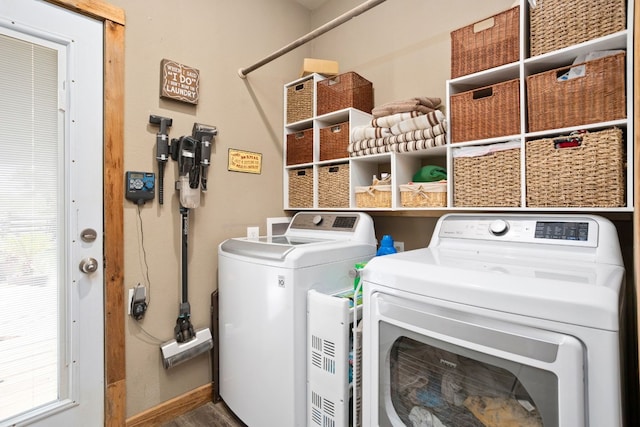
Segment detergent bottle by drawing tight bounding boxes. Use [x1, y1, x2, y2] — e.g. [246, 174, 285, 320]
[376, 234, 397, 256]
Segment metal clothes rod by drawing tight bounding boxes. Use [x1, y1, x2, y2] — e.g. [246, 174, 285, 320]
[238, 0, 387, 78]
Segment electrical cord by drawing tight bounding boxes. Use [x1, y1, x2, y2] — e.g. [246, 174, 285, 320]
[136, 202, 152, 306]
[131, 320, 165, 345]
[132, 202, 165, 344]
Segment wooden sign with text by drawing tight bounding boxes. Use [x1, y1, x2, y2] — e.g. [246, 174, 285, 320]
[228, 149, 262, 174]
[160, 59, 200, 104]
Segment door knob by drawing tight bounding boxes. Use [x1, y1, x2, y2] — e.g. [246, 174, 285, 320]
[79, 257, 99, 274]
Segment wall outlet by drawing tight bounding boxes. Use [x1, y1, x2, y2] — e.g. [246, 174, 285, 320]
[394, 241, 404, 252]
[129, 285, 147, 320]
[247, 226, 260, 239]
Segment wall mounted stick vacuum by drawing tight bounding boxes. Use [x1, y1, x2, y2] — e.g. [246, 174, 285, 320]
[149, 114, 173, 205]
[160, 122, 218, 369]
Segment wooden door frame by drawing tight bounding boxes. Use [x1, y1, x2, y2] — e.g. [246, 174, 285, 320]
[45, 1, 125, 426]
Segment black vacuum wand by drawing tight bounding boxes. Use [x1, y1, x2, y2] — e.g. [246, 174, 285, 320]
[174, 206, 195, 342]
[159, 122, 217, 368]
[149, 114, 173, 205]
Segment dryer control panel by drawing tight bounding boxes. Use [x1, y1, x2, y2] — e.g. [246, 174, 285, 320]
[436, 214, 599, 248]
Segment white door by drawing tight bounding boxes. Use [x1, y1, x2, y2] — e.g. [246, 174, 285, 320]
[0, 1, 104, 426]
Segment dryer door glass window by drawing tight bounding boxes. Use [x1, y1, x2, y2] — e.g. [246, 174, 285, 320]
[387, 335, 554, 426]
[372, 293, 585, 427]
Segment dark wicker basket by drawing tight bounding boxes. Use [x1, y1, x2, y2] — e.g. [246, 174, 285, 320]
[320, 121, 350, 161]
[451, 6, 519, 78]
[450, 78, 520, 143]
[526, 128, 625, 207]
[317, 72, 373, 116]
[530, 0, 626, 57]
[286, 128, 313, 165]
[526, 52, 626, 132]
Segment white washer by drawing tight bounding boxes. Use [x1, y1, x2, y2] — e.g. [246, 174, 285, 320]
[218, 212, 376, 427]
[362, 214, 626, 427]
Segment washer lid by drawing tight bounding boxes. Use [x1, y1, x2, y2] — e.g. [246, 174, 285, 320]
[219, 236, 329, 261]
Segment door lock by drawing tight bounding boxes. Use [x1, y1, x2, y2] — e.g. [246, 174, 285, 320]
[80, 228, 98, 243]
[79, 257, 99, 274]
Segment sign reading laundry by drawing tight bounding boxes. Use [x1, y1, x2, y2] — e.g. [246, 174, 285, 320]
[160, 59, 200, 104]
[228, 149, 262, 174]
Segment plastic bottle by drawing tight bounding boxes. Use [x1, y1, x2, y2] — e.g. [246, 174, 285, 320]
[376, 235, 398, 256]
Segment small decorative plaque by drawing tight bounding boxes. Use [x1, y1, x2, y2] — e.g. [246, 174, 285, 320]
[228, 149, 262, 174]
[160, 59, 200, 104]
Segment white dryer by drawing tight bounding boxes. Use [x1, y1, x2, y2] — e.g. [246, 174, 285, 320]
[362, 214, 626, 427]
[218, 212, 376, 427]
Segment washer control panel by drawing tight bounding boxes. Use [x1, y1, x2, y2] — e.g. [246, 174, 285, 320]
[437, 215, 599, 247]
[289, 212, 360, 232]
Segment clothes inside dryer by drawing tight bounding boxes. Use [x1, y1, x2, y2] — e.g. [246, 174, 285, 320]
[388, 335, 552, 427]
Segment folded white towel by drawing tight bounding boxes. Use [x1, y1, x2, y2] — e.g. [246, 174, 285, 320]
[391, 110, 445, 135]
[371, 111, 422, 128]
[350, 125, 392, 141]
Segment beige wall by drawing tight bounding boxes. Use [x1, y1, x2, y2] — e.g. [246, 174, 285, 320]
[113, 0, 517, 417]
[108, 0, 312, 416]
[309, 0, 514, 250]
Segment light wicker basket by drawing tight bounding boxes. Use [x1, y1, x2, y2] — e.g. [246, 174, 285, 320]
[453, 144, 521, 207]
[530, 0, 626, 57]
[355, 185, 392, 208]
[286, 128, 313, 165]
[320, 121, 350, 161]
[286, 78, 314, 124]
[526, 52, 626, 132]
[451, 6, 519, 78]
[526, 128, 625, 207]
[318, 164, 350, 208]
[450, 78, 520, 143]
[317, 72, 373, 116]
[400, 182, 447, 208]
[288, 168, 314, 208]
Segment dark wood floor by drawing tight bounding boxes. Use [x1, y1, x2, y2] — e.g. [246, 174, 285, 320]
[161, 401, 247, 427]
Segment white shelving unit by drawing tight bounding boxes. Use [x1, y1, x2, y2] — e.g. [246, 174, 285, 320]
[283, 0, 634, 212]
[284, 73, 373, 210]
[446, 0, 634, 211]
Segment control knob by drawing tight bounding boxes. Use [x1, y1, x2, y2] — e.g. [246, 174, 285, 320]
[489, 219, 509, 236]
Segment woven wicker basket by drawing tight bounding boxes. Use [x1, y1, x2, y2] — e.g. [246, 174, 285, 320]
[526, 128, 625, 207]
[530, 0, 626, 57]
[288, 168, 314, 208]
[317, 72, 373, 116]
[526, 52, 626, 132]
[320, 121, 350, 161]
[454, 145, 521, 207]
[450, 78, 520, 143]
[400, 182, 447, 208]
[318, 164, 350, 208]
[451, 6, 519, 78]
[355, 185, 392, 208]
[286, 128, 313, 165]
[286, 78, 314, 124]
